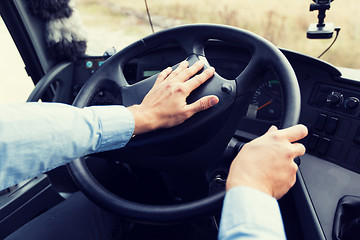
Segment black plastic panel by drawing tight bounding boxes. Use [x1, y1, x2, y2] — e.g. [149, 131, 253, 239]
[0, 175, 63, 239]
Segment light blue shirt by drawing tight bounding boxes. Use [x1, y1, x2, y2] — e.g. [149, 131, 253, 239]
[0, 102, 134, 190]
[219, 186, 286, 239]
[0, 102, 285, 239]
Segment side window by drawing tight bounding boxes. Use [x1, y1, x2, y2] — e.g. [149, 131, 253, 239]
[0, 18, 34, 103]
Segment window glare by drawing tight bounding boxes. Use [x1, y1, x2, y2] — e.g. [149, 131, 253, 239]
[0, 19, 34, 103]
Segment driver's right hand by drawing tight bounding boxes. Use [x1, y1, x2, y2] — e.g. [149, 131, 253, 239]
[226, 124, 308, 199]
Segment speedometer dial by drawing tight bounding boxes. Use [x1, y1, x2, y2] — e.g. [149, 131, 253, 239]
[246, 80, 283, 121]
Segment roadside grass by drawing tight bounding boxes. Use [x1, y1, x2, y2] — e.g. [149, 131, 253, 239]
[74, 0, 360, 69]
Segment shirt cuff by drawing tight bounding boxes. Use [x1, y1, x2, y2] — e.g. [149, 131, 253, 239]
[218, 186, 286, 240]
[90, 105, 135, 152]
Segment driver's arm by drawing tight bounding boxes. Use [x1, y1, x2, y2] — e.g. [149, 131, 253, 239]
[0, 61, 218, 191]
[219, 125, 308, 240]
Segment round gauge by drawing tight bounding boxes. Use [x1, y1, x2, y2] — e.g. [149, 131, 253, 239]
[246, 80, 283, 121]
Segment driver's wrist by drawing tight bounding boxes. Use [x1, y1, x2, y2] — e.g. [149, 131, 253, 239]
[226, 178, 273, 198]
[128, 104, 155, 135]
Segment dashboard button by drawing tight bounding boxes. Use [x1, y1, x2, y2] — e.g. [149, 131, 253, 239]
[337, 119, 352, 139]
[346, 147, 360, 167]
[353, 127, 360, 145]
[307, 134, 320, 151]
[328, 140, 343, 160]
[315, 114, 327, 131]
[326, 117, 339, 135]
[318, 138, 331, 155]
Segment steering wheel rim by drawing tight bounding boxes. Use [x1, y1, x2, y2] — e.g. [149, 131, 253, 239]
[68, 24, 301, 223]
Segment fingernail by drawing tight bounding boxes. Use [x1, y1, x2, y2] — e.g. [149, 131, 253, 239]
[269, 125, 278, 131]
[210, 97, 219, 106]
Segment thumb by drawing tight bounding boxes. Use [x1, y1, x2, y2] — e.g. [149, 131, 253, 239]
[187, 95, 219, 115]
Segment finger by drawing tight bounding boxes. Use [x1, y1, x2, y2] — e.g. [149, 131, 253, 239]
[266, 125, 278, 134]
[154, 67, 172, 86]
[185, 95, 219, 116]
[166, 61, 189, 81]
[291, 142, 306, 157]
[278, 124, 308, 143]
[175, 61, 205, 83]
[289, 161, 298, 183]
[292, 161, 300, 172]
[184, 67, 215, 93]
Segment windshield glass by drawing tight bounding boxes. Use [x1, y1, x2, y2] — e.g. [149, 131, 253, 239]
[0, 18, 34, 103]
[74, 0, 360, 69]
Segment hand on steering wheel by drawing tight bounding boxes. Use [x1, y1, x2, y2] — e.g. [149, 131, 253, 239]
[128, 60, 219, 135]
[227, 124, 308, 200]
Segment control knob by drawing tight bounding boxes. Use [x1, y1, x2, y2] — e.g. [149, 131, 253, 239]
[345, 97, 360, 110]
[326, 92, 344, 105]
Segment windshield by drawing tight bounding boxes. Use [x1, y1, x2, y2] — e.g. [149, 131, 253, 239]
[0, 18, 34, 103]
[74, 0, 360, 69]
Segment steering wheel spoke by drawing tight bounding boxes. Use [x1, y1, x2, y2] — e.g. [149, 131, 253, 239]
[235, 56, 269, 96]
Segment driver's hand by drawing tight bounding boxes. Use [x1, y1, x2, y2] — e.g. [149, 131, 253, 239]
[128, 60, 219, 135]
[226, 124, 308, 199]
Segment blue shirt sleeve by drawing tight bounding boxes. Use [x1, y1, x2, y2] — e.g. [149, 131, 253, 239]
[218, 186, 286, 240]
[0, 102, 135, 190]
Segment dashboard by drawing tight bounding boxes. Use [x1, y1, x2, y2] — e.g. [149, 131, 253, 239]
[73, 40, 360, 176]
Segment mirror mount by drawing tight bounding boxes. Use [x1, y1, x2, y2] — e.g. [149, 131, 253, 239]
[307, 0, 336, 39]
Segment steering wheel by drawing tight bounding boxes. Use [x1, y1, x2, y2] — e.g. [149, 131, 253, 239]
[68, 24, 301, 223]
